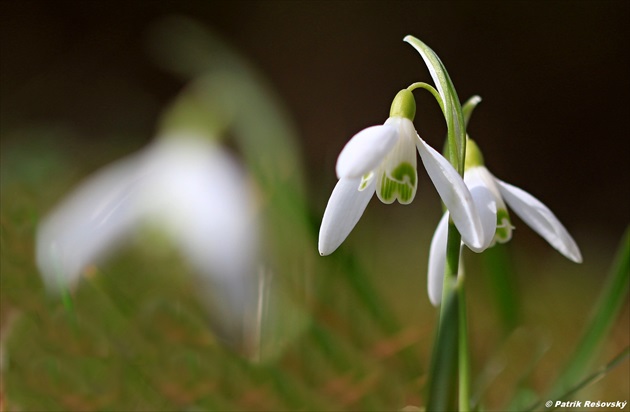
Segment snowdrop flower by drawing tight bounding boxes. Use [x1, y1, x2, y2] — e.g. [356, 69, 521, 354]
[36, 133, 258, 338]
[428, 138, 582, 305]
[319, 89, 484, 255]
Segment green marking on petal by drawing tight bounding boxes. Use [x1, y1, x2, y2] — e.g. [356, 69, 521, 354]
[377, 162, 417, 205]
[359, 172, 374, 191]
[495, 208, 514, 244]
[391, 162, 417, 186]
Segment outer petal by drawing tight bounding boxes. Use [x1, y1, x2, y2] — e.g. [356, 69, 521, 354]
[495, 177, 582, 263]
[141, 137, 259, 341]
[318, 177, 376, 255]
[464, 167, 499, 252]
[416, 136, 485, 250]
[36, 153, 147, 293]
[336, 123, 398, 179]
[427, 213, 449, 306]
[141, 137, 257, 283]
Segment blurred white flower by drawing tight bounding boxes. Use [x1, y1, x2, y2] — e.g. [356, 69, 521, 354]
[36, 134, 258, 336]
[319, 89, 484, 256]
[427, 138, 582, 305]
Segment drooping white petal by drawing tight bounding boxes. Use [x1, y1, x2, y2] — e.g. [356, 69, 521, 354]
[140, 137, 259, 337]
[464, 167, 499, 252]
[495, 177, 582, 263]
[36, 134, 260, 346]
[416, 136, 485, 250]
[336, 123, 398, 179]
[140, 137, 258, 283]
[36, 135, 260, 299]
[318, 176, 376, 255]
[427, 213, 449, 306]
[36, 153, 147, 293]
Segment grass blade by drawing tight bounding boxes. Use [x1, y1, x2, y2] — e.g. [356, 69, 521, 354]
[525, 347, 629, 411]
[480, 243, 519, 336]
[549, 226, 629, 398]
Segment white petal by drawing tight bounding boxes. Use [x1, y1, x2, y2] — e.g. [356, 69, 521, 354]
[495, 178, 582, 263]
[318, 177, 376, 255]
[416, 136, 485, 250]
[36, 135, 260, 299]
[141, 137, 258, 282]
[336, 123, 398, 179]
[428, 213, 449, 306]
[36, 153, 147, 293]
[464, 167, 499, 252]
[142, 137, 259, 335]
[36, 134, 260, 345]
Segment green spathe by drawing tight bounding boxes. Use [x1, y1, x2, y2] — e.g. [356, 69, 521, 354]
[464, 138, 485, 170]
[389, 89, 416, 121]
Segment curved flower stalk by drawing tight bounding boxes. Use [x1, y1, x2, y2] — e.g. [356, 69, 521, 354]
[319, 88, 485, 256]
[428, 138, 582, 305]
[36, 133, 259, 336]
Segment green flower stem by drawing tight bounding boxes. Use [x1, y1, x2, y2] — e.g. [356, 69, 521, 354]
[405, 36, 472, 410]
[445, 222, 472, 412]
[407, 82, 444, 115]
[457, 269, 471, 412]
[427, 222, 466, 411]
[426, 277, 458, 411]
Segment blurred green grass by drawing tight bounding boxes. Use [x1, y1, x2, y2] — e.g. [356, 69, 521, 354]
[0, 130, 627, 410]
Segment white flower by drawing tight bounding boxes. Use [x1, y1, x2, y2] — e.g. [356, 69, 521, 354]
[318, 89, 485, 256]
[427, 138, 582, 305]
[36, 134, 258, 330]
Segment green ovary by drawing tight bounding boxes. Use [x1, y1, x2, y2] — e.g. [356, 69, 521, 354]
[378, 162, 417, 204]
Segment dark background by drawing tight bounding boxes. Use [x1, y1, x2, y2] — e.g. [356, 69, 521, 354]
[2, 0, 629, 246]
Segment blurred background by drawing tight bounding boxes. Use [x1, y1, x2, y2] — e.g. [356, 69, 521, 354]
[1, 1, 628, 410]
[2, 0, 629, 240]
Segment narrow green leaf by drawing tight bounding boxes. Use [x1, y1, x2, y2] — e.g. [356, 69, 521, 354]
[525, 347, 629, 412]
[462, 95, 482, 128]
[550, 226, 629, 398]
[404, 35, 466, 174]
[458, 280, 472, 412]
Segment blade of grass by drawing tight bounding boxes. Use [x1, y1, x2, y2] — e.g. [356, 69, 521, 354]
[549, 226, 629, 398]
[480, 243, 519, 336]
[336, 250, 422, 378]
[525, 347, 629, 411]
